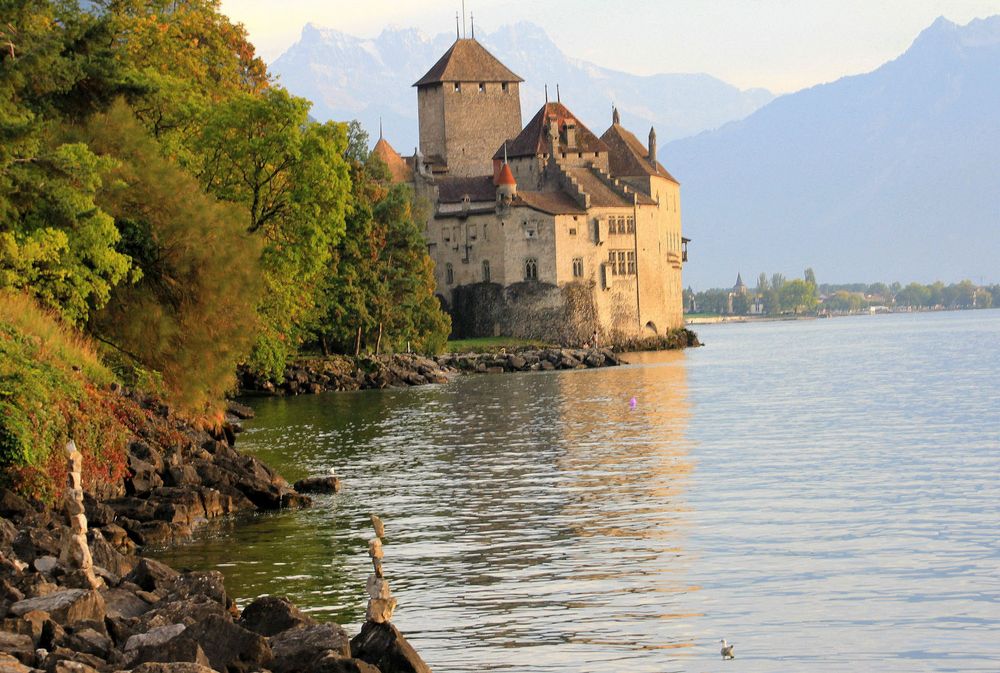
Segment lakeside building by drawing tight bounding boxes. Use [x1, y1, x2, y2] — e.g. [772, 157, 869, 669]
[376, 36, 688, 343]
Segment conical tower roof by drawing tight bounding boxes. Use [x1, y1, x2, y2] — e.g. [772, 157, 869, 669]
[413, 38, 523, 87]
[371, 136, 412, 184]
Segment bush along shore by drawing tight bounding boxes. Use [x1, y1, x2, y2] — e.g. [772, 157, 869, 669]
[238, 331, 700, 397]
[0, 392, 431, 673]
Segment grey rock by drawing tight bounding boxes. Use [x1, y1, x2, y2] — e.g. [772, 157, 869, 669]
[268, 623, 351, 673]
[238, 595, 314, 637]
[11, 590, 106, 626]
[350, 620, 431, 673]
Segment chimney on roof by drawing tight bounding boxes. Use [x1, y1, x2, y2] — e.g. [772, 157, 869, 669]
[547, 116, 559, 154]
[564, 119, 576, 148]
[648, 127, 657, 166]
[612, 106, 620, 125]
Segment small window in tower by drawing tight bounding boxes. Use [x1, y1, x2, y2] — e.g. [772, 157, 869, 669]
[478, 82, 485, 93]
[572, 258, 584, 278]
[482, 260, 491, 283]
[454, 82, 461, 93]
[569, 227, 577, 236]
[446, 263, 454, 285]
[501, 82, 508, 92]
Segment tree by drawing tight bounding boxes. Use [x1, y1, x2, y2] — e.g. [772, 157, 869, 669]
[195, 88, 351, 375]
[85, 101, 261, 413]
[779, 279, 816, 314]
[0, 1, 132, 323]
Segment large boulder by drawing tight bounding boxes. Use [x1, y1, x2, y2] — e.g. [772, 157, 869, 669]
[268, 623, 352, 673]
[183, 614, 271, 673]
[0, 631, 35, 665]
[238, 595, 314, 636]
[350, 621, 431, 673]
[11, 590, 106, 626]
[130, 663, 217, 673]
[123, 559, 178, 594]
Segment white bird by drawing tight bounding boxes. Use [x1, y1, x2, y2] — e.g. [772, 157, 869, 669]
[720, 639, 735, 660]
[328, 467, 337, 476]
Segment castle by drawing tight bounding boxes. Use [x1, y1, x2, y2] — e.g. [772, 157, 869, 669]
[372, 35, 688, 344]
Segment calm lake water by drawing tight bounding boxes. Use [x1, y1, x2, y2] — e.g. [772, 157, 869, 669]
[153, 311, 1000, 672]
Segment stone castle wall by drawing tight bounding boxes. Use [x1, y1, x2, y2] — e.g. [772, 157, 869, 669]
[440, 81, 522, 177]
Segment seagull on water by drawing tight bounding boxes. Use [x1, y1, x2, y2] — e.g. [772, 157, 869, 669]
[719, 639, 735, 659]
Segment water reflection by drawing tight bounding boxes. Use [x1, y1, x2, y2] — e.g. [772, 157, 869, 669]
[153, 354, 696, 672]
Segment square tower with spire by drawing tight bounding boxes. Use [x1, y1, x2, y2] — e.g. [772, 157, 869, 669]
[414, 35, 523, 177]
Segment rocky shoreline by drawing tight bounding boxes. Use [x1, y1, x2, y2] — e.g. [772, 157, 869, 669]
[239, 346, 628, 396]
[0, 394, 430, 673]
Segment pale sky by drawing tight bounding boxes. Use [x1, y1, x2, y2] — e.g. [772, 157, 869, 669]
[220, 0, 1000, 92]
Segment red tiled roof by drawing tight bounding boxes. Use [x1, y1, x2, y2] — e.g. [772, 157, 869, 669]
[371, 137, 413, 184]
[600, 123, 678, 183]
[494, 102, 609, 160]
[496, 163, 516, 186]
[414, 39, 523, 87]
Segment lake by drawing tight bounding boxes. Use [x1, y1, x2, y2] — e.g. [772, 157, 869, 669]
[152, 311, 1000, 672]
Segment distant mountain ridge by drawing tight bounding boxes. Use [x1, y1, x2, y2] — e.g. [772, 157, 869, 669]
[666, 16, 1000, 288]
[270, 21, 774, 152]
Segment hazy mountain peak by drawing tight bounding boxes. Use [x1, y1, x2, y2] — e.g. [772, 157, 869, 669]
[270, 20, 774, 150]
[666, 14, 1000, 288]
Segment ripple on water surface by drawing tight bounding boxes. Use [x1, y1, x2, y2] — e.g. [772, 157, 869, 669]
[153, 311, 1000, 673]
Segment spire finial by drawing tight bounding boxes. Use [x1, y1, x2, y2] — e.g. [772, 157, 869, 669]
[462, 0, 466, 39]
[379, 117, 383, 140]
[456, 12, 460, 40]
[556, 83, 560, 103]
[471, 12, 474, 39]
[612, 106, 620, 125]
[544, 84, 548, 103]
[503, 141, 508, 165]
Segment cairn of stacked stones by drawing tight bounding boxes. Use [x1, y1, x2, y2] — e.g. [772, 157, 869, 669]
[59, 440, 101, 589]
[365, 514, 397, 623]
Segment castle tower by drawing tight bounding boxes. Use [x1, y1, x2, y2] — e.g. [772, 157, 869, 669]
[413, 38, 523, 177]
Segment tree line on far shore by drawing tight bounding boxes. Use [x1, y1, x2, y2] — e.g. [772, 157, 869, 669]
[1, 0, 449, 413]
[686, 271, 998, 316]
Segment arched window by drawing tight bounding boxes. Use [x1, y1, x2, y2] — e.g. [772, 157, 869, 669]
[524, 258, 538, 281]
[446, 263, 454, 285]
[482, 260, 491, 283]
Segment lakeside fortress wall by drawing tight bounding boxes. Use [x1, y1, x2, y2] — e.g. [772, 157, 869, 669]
[373, 36, 687, 344]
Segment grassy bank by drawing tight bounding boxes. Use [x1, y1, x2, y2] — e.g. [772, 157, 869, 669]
[0, 291, 129, 500]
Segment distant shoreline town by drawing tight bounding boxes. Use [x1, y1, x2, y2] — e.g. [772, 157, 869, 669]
[686, 272, 997, 320]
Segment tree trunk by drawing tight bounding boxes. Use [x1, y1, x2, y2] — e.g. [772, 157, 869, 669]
[355, 326, 362, 357]
[375, 322, 383, 356]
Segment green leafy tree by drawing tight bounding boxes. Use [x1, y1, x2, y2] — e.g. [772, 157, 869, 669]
[195, 88, 351, 375]
[779, 279, 816, 314]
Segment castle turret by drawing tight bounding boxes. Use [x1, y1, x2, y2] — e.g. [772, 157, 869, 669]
[496, 162, 517, 206]
[648, 127, 657, 165]
[414, 38, 523, 177]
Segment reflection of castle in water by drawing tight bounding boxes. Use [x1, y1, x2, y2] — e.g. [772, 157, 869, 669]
[551, 352, 699, 652]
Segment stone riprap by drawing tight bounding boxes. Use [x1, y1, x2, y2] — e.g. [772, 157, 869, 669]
[239, 347, 628, 396]
[0, 398, 430, 672]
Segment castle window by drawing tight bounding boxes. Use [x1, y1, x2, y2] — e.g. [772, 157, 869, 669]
[446, 263, 454, 285]
[524, 258, 538, 281]
[478, 82, 485, 93]
[501, 82, 508, 92]
[627, 251, 636, 274]
[608, 250, 617, 275]
[443, 228, 451, 243]
[469, 224, 477, 241]
[569, 227, 577, 236]
[482, 260, 491, 283]
[454, 82, 461, 92]
[483, 223, 489, 241]
[578, 152, 583, 158]
[627, 217, 635, 233]
[617, 251, 627, 275]
[572, 258, 584, 278]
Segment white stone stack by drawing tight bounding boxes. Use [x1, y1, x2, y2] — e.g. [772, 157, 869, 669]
[365, 514, 397, 623]
[58, 440, 100, 589]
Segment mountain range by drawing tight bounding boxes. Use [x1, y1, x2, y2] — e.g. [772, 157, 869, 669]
[271, 16, 999, 289]
[270, 21, 774, 152]
[667, 16, 1000, 288]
